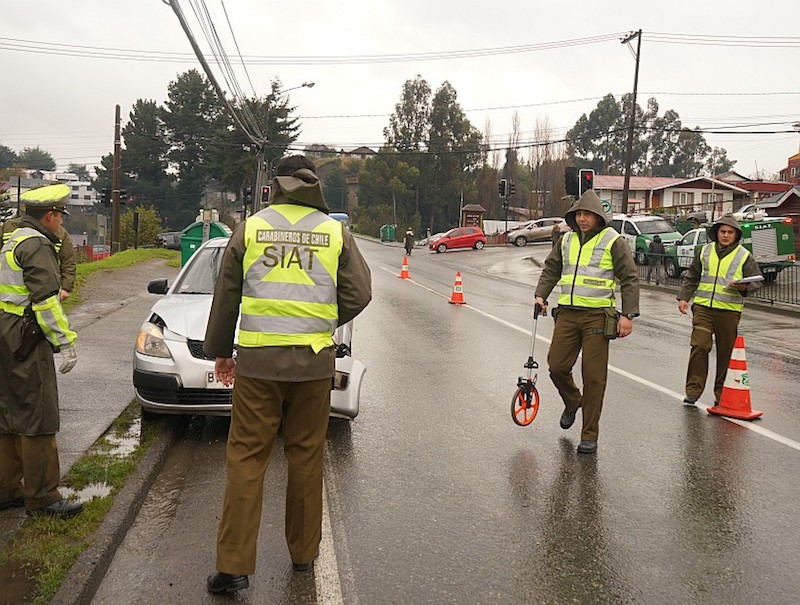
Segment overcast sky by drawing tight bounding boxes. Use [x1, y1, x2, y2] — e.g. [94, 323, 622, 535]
[2, 0, 799, 179]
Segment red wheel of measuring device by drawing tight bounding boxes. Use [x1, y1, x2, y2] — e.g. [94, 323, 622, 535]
[511, 385, 540, 426]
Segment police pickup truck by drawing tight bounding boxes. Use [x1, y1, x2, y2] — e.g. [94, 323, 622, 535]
[664, 216, 796, 282]
[609, 214, 684, 265]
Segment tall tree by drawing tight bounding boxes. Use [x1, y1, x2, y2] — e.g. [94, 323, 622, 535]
[17, 146, 56, 171]
[161, 69, 224, 227]
[0, 143, 17, 169]
[384, 75, 431, 152]
[357, 148, 419, 229]
[67, 163, 91, 181]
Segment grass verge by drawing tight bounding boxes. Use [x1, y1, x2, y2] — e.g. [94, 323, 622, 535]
[0, 402, 160, 605]
[63, 248, 180, 313]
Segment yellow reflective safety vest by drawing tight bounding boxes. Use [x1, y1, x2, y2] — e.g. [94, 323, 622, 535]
[558, 227, 620, 308]
[0, 227, 76, 347]
[693, 243, 749, 311]
[238, 204, 343, 353]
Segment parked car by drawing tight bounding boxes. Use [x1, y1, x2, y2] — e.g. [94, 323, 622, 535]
[505, 217, 569, 247]
[609, 214, 683, 264]
[133, 237, 365, 419]
[156, 231, 183, 250]
[428, 226, 487, 252]
[663, 227, 710, 278]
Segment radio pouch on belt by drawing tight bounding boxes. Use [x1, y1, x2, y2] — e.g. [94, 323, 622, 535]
[602, 308, 619, 340]
[14, 305, 45, 361]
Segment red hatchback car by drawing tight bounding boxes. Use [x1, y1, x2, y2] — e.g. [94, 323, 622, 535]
[429, 226, 487, 253]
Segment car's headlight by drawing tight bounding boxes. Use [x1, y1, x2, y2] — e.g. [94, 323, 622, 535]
[135, 322, 172, 358]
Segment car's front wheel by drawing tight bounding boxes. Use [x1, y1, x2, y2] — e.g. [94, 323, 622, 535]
[635, 249, 647, 265]
[437, 243, 447, 253]
[474, 241, 485, 250]
[514, 236, 527, 247]
[665, 259, 680, 278]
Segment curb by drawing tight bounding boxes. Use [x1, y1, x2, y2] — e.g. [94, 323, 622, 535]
[50, 418, 181, 605]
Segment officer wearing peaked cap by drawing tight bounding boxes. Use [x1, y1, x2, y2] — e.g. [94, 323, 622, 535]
[3, 184, 76, 302]
[0, 183, 83, 518]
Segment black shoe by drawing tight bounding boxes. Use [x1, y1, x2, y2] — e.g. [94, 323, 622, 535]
[207, 572, 249, 594]
[0, 497, 24, 511]
[293, 551, 319, 572]
[683, 395, 698, 405]
[27, 499, 83, 518]
[560, 408, 577, 430]
[577, 440, 597, 454]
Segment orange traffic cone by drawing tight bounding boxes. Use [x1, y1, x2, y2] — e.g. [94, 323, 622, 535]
[448, 271, 465, 305]
[708, 335, 763, 420]
[399, 256, 410, 279]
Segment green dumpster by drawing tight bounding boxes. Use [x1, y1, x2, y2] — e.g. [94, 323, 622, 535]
[180, 220, 232, 265]
[380, 224, 396, 242]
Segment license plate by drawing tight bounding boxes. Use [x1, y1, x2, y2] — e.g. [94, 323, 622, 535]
[206, 371, 231, 389]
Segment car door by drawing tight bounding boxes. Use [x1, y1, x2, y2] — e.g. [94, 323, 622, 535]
[447, 228, 465, 248]
[461, 227, 478, 248]
[620, 220, 637, 252]
[676, 230, 699, 269]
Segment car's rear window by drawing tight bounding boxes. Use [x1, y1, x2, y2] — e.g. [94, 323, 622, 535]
[636, 219, 674, 234]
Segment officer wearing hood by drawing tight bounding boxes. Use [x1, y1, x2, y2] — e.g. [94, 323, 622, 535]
[534, 190, 639, 454]
[203, 155, 371, 594]
[677, 214, 761, 405]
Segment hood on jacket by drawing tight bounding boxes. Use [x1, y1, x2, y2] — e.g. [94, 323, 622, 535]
[272, 167, 330, 213]
[708, 213, 742, 243]
[564, 190, 609, 231]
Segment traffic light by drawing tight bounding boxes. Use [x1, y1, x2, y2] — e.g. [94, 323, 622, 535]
[100, 187, 110, 206]
[498, 179, 508, 198]
[261, 185, 271, 205]
[564, 167, 579, 197]
[509, 182, 516, 196]
[244, 186, 253, 204]
[119, 189, 128, 205]
[579, 169, 595, 196]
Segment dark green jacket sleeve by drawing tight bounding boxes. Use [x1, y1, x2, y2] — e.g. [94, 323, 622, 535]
[610, 237, 640, 315]
[58, 228, 77, 292]
[337, 230, 372, 326]
[534, 240, 564, 301]
[203, 224, 245, 358]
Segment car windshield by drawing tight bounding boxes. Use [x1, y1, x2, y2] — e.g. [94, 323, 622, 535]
[637, 219, 674, 234]
[171, 245, 226, 294]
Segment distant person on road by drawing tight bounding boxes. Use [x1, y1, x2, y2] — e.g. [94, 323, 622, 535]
[3, 211, 76, 302]
[677, 214, 762, 406]
[203, 155, 372, 595]
[404, 227, 415, 255]
[534, 190, 639, 455]
[0, 184, 81, 518]
[646, 234, 666, 285]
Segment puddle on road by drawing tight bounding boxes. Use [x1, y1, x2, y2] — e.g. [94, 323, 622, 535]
[104, 416, 142, 457]
[60, 483, 113, 503]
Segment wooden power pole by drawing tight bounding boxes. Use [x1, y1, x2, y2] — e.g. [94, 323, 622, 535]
[621, 30, 642, 215]
[111, 104, 122, 253]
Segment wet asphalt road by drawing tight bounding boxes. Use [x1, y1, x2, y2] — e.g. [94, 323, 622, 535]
[92, 240, 800, 604]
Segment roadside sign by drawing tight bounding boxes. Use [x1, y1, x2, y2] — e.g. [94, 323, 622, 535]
[601, 200, 611, 213]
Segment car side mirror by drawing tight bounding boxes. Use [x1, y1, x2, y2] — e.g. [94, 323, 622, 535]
[147, 278, 169, 295]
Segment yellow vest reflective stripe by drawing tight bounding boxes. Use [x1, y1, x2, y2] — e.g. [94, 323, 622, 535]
[694, 243, 749, 311]
[0, 228, 46, 314]
[0, 228, 76, 347]
[557, 228, 619, 308]
[239, 204, 343, 353]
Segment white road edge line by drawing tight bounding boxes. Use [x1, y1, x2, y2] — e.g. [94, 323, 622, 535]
[384, 266, 800, 452]
[317, 477, 344, 605]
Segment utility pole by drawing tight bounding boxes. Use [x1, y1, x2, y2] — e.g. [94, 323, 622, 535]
[621, 29, 642, 215]
[111, 104, 122, 253]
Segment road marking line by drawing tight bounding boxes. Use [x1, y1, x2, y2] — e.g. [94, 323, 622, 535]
[317, 478, 344, 605]
[383, 266, 800, 452]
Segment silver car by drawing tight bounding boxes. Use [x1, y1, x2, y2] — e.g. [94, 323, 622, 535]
[133, 237, 365, 420]
[506, 217, 569, 247]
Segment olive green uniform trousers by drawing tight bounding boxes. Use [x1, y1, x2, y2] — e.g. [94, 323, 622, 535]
[216, 375, 331, 575]
[686, 304, 741, 402]
[0, 434, 61, 509]
[547, 308, 610, 442]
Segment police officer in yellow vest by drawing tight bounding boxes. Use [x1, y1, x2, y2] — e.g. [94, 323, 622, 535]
[0, 184, 82, 518]
[678, 214, 761, 405]
[535, 190, 639, 454]
[204, 155, 371, 594]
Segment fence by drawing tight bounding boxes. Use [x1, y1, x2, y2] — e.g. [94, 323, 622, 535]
[638, 254, 800, 307]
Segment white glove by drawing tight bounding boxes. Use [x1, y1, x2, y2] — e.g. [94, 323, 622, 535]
[59, 346, 78, 374]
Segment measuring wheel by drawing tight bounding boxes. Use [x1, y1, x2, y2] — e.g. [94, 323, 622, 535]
[511, 382, 540, 426]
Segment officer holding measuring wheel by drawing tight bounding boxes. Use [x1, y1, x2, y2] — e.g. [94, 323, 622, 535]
[534, 190, 639, 454]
